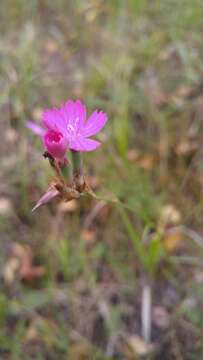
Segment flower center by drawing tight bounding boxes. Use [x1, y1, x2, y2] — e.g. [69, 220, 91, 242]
[46, 130, 62, 143]
[67, 117, 80, 136]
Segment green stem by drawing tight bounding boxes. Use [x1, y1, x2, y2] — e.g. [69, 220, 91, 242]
[61, 159, 73, 185]
[71, 150, 83, 171]
[71, 150, 85, 192]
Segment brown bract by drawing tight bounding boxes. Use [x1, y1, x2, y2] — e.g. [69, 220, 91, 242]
[33, 152, 95, 211]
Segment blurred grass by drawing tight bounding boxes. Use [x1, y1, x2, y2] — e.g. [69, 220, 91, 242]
[1, 0, 203, 358]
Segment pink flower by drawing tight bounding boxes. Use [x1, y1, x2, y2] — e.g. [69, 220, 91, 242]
[27, 100, 108, 159]
[44, 130, 69, 160]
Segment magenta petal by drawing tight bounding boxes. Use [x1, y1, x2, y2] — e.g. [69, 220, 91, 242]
[43, 130, 69, 159]
[76, 100, 87, 128]
[69, 137, 101, 152]
[62, 100, 86, 131]
[81, 111, 108, 137]
[32, 187, 59, 212]
[26, 121, 45, 136]
[42, 109, 66, 133]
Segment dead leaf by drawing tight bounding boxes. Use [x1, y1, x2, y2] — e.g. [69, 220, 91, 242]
[5, 128, 18, 143]
[3, 244, 45, 284]
[158, 205, 182, 252]
[126, 335, 153, 356]
[18, 246, 45, 282]
[127, 149, 140, 162]
[175, 139, 199, 156]
[3, 257, 20, 284]
[69, 342, 92, 360]
[0, 197, 13, 216]
[24, 316, 53, 344]
[19, 260, 45, 282]
[81, 229, 96, 245]
[158, 204, 182, 232]
[136, 154, 156, 170]
[163, 231, 183, 252]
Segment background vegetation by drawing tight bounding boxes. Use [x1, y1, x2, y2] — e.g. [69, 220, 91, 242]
[1, 0, 203, 358]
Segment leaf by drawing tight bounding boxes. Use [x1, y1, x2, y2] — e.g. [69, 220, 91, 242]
[20, 291, 52, 311]
[10, 290, 52, 314]
[146, 235, 165, 273]
[118, 205, 146, 267]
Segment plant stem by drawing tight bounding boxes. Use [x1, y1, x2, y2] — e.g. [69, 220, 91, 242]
[61, 160, 73, 185]
[141, 279, 152, 343]
[71, 150, 85, 192]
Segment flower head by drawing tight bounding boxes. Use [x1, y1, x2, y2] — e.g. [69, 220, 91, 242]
[43, 130, 69, 159]
[27, 100, 108, 160]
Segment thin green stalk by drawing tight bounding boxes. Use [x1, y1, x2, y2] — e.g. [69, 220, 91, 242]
[117, 204, 146, 267]
[61, 157, 73, 185]
[71, 150, 85, 192]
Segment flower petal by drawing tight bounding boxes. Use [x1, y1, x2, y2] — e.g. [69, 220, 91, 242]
[81, 111, 108, 137]
[42, 109, 66, 133]
[43, 130, 69, 159]
[62, 100, 86, 131]
[32, 187, 59, 212]
[69, 136, 101, 152]
[26, 121, 45, 136]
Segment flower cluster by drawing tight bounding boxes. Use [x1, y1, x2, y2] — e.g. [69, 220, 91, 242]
[27, 99, 108, 162]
